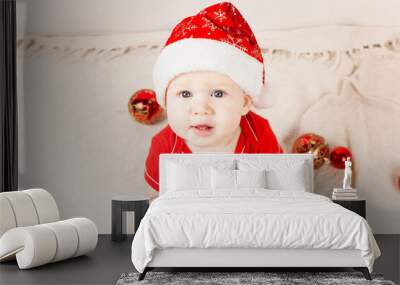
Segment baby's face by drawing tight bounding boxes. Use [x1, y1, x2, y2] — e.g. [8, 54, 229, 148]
[166, 71, 252, 151]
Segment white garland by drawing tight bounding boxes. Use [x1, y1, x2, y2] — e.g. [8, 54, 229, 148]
[17, 29, 400, 61]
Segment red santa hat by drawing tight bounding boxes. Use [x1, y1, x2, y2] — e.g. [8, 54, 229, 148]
[153, 2, 266, 108]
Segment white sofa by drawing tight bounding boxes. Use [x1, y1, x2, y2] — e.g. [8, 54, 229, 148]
[0, 188, 98, 269]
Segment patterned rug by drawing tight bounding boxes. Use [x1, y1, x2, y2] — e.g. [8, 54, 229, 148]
[116, 271, 396, 285]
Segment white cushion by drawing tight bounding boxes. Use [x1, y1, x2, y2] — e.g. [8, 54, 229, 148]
[0, 196, 17, 237]
[211, 168, 267, 191]
[0, 191, 39, 227]
[211, 168, 236, 190]
[166, 161, 211, 191]
[24, 188, 60, 223]
[64, 218, 98, 257]
[166, 159, 236, 192]
[236, 169, 267, 189]
[160, 155, 238, 194]
[0, 189, 59, 234]
[0, 225, 58, 269]
[0, 218, 98, 269]
[42, 221, 79, 262]
[265, 163, 307, 191]
[238, 159, 309, 191]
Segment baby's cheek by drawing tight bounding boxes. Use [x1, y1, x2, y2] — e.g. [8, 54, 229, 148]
[167, 111, 191, 137]
[216, 109, 241, 127]
[167, 100, 185, 116]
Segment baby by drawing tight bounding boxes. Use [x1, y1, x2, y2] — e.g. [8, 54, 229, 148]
[145, 2, 283, 198]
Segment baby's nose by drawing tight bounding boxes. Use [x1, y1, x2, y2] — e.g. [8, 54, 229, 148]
[192, 105, 212, 115]
[191, 98, 213, 115]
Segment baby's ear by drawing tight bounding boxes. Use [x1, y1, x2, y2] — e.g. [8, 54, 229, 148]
[241, 94, 253, 115]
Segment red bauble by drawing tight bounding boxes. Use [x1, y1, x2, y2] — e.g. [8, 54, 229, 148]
[312, 143, 330, 169]
[397, 176, 400, 191]
[292, 133, 325, 153]
[394, 172, 400, 192]
[128, 89, 163, 124]
[292, 133, 329, 169]
[330, 147, 352, 169]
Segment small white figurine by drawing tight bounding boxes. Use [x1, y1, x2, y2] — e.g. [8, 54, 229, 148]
[342, 156, 352, 189]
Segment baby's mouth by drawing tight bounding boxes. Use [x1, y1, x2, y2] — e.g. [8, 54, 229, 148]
[190, 124, 214, 137]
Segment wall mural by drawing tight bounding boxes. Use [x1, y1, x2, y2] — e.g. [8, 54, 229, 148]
[17, 6, 400, 233]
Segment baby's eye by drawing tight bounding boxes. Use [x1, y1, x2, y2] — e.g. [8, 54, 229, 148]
[211, 90, 225, 98]
[178, 90, 192, 98]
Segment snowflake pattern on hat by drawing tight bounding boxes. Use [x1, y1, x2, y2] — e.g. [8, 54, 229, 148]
[166, 2, 263, 64]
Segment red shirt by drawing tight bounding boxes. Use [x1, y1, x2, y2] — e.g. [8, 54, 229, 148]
[144, 111, 283, 191]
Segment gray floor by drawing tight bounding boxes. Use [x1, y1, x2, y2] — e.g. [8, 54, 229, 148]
[0, 235, 399, 285]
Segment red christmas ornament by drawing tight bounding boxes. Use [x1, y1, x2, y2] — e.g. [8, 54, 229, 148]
[292, 133, 326, 153]
[292, 133, 330, 169]
[397, 176, 400, 191]
[393, 168, 400, 191]
[312, 143, 330, 169]
[128, 89, 163, 124]
[330, 147, 352, 169]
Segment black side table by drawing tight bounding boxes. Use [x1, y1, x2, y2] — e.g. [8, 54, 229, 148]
[112, 195, 149, 242]
[332, 199, 366, 218]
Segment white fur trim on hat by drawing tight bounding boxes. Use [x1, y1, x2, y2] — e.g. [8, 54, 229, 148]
[153, 38, 264, 108]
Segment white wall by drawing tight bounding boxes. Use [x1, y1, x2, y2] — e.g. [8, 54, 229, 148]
[17, 0, 400, 37]
[16, 0, 400, 234]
